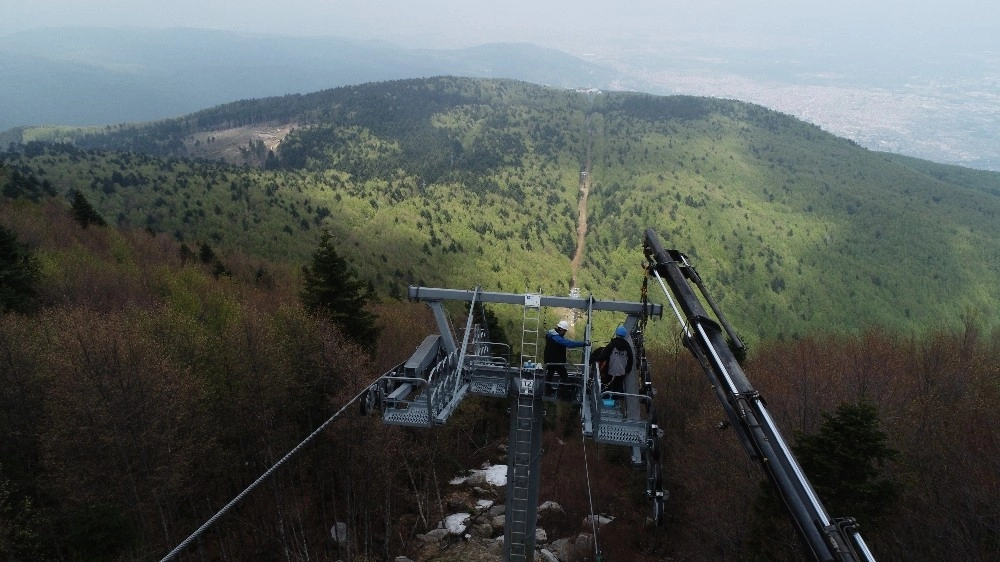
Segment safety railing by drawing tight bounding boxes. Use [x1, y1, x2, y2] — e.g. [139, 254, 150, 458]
[380, 348, 462, 427]
[465, 342, 513, 397]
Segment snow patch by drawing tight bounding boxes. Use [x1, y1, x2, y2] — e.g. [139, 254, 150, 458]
[538, 501, 562, 513]
[444, 513, 471, 535]
[449, 463, 508, 487]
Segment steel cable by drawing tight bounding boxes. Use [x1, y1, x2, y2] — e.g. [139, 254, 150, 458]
[160, 382, 378, 561]
[580, 427, 602, 562]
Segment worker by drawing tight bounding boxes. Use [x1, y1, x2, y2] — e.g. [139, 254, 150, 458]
[593, 325, 634, 396]
[544, 319, 587, 398]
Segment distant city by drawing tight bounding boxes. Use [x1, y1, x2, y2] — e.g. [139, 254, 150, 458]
[646, 72, 999, 172]
[587, 43, 1000, 172]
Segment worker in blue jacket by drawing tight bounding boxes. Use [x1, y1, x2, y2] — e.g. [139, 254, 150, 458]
[544, 320, 588, 396]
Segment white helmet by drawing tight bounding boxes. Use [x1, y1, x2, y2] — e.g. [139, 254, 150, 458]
[556, 320, 570, 331]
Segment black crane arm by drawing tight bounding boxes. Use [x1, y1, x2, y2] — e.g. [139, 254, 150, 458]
[643, 228, 876, 562]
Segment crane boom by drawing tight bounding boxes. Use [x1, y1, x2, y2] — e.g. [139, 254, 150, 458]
[643, 228, 876, 562]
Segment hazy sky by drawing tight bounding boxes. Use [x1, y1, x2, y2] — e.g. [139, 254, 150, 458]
[4, 0, 999, 53]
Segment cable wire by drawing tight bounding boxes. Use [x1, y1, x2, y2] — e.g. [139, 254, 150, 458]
[580, 427, 602, 561]
[160, 382, 377, 562]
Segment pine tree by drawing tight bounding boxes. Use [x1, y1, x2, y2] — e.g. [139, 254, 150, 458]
[793, 401, 901, 527]
[3, 168, 57, 202]
[178, 243, 196, 265]
[0, 225, 40, 313]
[747, 401, 900, 560]
[477, 303, 510, 351]
[301, 230, 381, 350]
[70, 189, 107, 228]
[198, 243, 215, 264]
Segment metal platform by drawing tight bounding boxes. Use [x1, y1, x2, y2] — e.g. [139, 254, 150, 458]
[595, 411, 648, 445]
[383, 400, 431, 427]
[469, 375, 510, 397]
[467, 357, 513, 398]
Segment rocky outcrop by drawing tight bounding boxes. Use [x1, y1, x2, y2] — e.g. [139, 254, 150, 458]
[406, 464, 602, 561]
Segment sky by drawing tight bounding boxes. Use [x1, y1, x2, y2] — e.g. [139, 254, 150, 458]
[4, 0, 999, 53]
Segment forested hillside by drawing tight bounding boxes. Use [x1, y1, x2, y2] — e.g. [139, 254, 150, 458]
[1, 193, 997, 561]
[5, 77, 999, 343]
[1, 66, 998, 558]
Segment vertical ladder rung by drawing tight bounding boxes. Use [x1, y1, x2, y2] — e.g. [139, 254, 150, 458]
[511, 295, 540, 561]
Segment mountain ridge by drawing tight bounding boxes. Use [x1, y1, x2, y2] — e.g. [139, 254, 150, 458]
[4, 26, 998, 172]
[3, 76, 999, 344]
[0, 27, 614, 130]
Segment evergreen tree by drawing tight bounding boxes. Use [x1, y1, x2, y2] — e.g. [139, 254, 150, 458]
[70, 189, 107, 228]
[301, 229, 380, 350]
[178, 243, 196, 265]
[746, 401, 901, 560]
[264, 150, 280, 170]
[476, 303, 511, 351]
[3, 169, 57, 202]
[212, 260, 232, 278]
[199, 243, 216, 264]
[793, 401, 901, 527]
[0, 225, 40, 313]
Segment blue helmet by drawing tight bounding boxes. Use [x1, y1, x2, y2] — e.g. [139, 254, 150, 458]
[615, 326, 627, 338]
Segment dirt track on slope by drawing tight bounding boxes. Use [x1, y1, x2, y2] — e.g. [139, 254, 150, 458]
[557, 127, 592, 332]
[570, 127, 592, 289]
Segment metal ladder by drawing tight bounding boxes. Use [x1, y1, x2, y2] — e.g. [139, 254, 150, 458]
[507, 389, 541, 561]
[505, 294, 544, 561]
[519, 294, 541, 367]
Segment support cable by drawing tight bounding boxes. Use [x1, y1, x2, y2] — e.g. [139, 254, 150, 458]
[651, 268, 690, 338]
[160, 381, 378, 562]
[581, 428, 602, 562]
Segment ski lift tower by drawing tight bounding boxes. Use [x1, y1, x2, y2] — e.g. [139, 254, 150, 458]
[360, 287, 663, 562]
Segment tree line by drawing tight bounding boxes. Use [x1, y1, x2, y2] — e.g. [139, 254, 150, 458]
[1, 187, 997, 560]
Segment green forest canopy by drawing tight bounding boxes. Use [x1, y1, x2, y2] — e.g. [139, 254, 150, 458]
[3, 76, 999, 345]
